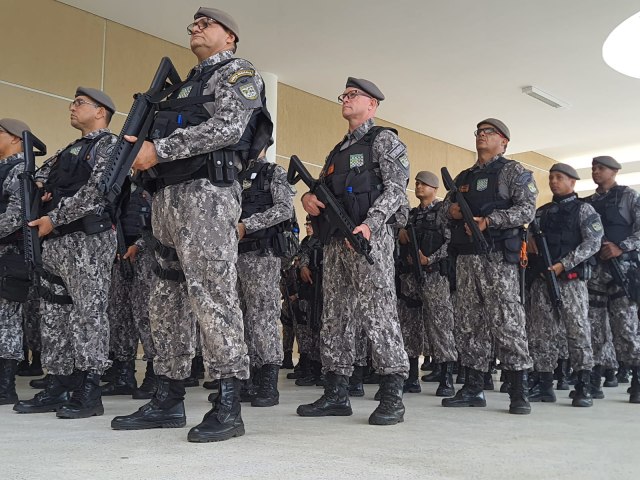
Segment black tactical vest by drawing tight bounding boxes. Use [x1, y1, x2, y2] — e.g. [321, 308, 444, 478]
[143, 59, 272, 190]
[537, 195, 583, 264]
[0, 156, 23, 215]
[411, 202, 445, 257]
[120, 185, 152, 244]
[315, 126, 394, 241]
[450, 157, 519, 255]
[585, 185, 633, 244]
[239, 161, 283, 241]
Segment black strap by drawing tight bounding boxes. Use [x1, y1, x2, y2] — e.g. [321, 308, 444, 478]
[151, 261, 185, 283]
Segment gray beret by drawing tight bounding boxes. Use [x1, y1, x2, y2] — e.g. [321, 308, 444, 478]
[75, 87, 116, 113]
[0, 118, 31, 138]
[550, 163, 580, 180]
[345, 77, 384, 101]
[415, 171, 439, 188]
[592, 155, 622, 170]
[477, 118, 510, 140]
[195, 7, 240, 42]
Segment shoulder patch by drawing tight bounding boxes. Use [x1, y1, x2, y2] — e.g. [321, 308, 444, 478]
[388, 142, 406, 160]
[591, 221, 603, 232]
[398, 154, 409, 168]
[528, 182, 538, 194]
[228, 69, 255, 84]
[515, 171, 533, 186]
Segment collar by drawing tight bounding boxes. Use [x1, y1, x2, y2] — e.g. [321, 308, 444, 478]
[83, 128, 111, 140]
[194, 50, 235, 72]
[471, 154, 502, 170]
[0, 152, 24, 164]
[552, 192, 578, 204]
[343, 118, 374, 145]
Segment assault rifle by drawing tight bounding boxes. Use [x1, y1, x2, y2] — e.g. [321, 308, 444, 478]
[608, 256, 631, 300]
[308, 248, 323, 332]
[287, 155, 374, 265]
[528, 221, 562, 310]
[99, 57, 182, 203]
[406, 223, 426, 285]
[441, 167, 489, 255]
[115, 219, 135, 281]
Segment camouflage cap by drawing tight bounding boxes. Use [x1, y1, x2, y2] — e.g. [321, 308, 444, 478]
[75, 86, 116, 113]
[0, 118, 31, 138]
[345, 77, 385, 101]
[550, 163, 580, 180]
[477, 118, 510, 140]
[592, 155, 622, 170]
[195, 7, 239, 42]
[415, 170, 439, 188]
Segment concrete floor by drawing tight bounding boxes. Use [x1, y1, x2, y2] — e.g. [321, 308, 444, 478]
[3, 363, 639, 480]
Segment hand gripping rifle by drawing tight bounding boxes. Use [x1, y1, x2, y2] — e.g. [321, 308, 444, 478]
[440, 167, 490, 255]
[99, 57, 182, 203]
[528, 221, 562, 310]
[287, 155, 374, 265]
[406, 223, 426, 285]
[606, 240, 631, 300]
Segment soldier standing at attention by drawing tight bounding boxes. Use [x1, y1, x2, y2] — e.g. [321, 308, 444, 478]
[298, 77, 410, 426]
[442, 118, 537, 414]
[111, 7, 273, 442]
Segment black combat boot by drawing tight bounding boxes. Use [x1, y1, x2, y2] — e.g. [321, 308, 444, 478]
[499, 370, 510, 393]
[296, 360, 321, 387]
[571, 370, 593, 407]
[188, 377, 244, 442]
[617, 362, 630, 384]
[528, 371, 556, 402]
[442, 368, 486, 407]
[18, 350, 44, 377]
[436, 362, 456, 397]
[483, 371, 495, 391]
[281, 351, 294, 370]
[102, 359, 137, 396]
[287, 353, 307, 380]
[555, 359, 570, 390]
[240, 366, 260, 402]
[369, 374, 405, 425]
[101, 358, 117, 383]
[421, 356, 434, 371]
[251, 364, 280, 407]
[603, 368, 618, 387]
[362, 359, 380, 384]
[14, 372, 80, 413]
[29, 374, 50, 389]
[507, 370, 531, 415]
[403, 357, 421, 393]
[111, 375, 186, 429]
[184, 355, 204, 387]
[0, 358, 19, 405]
[348, 365, 365, 397]
[132, 361, 156, 400]
[455, 362, 466, 385]
[297, 372, 352, 417]
[629, 368, 640, 404]
[56, 372, 104, 418]
[590, 365, 605, 399]
[16, 347, 30, 376]
[421, 363, 441, 382]
[203, 379, 220, 390]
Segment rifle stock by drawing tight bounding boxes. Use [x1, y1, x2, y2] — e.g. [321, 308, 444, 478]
[287, 155, 374, 265]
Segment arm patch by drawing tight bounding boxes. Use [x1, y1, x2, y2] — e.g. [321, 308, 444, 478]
[232, 77, 262, 109]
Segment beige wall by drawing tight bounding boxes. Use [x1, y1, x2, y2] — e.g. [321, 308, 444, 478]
[3, 0, 554, 226]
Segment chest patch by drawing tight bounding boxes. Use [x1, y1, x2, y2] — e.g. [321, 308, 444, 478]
[69, 145, 82, 156]
[349, 153, 365, 169]
[242, 179, 252, 190]
[476, 178, 489, 191]
[177, 86, 193, 99]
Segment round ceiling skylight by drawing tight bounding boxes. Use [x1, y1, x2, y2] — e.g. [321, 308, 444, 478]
[603, 11, 640, 79]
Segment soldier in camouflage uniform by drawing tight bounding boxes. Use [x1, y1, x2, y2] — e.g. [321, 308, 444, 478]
[297, 78, 410, 426]
[103, 184, 157, 399]
[14, 88, 118, 419]
[526, 163, 602, 407]
[398, 171, 457, 397]
[0, 118, 31, 406]
[236, 151, 295, 407]
[442, 118, 536, 415]
[111, 8, 273, 442]
[584, 156, 640, 404]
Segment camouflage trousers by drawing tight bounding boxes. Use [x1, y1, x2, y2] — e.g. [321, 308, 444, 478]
[237, 251, 283, 367]
[396, 273, 424, 358]
[588, 261, 640, 368]
[527, 277, 593, 372]
[419, 269, 457, 363]
[22, 287, 41, 351]
[297, 299, 321, 362]
[0, 244, 24, 360]
[320, 232, 409, 378]
[282, 311, 295, 353]
[40, 229, 116, 375]
[107, 240, 156, 361]
[456, 253, 532, 372]
[150, 179, 249, 381]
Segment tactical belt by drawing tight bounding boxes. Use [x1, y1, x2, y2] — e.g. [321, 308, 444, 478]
[238, 237, 273, 255]
[48, 213, 112, 238]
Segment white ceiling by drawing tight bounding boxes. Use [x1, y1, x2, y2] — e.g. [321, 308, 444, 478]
[59, 0, 640, 191]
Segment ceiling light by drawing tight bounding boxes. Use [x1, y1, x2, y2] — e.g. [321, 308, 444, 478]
[521, 86, 569, 109]
[603, 11, 640, 79]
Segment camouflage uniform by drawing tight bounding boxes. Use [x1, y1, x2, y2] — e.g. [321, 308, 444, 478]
[147, 50, 270, 381]
[0, 153, 26, 361]
[396, 273, 424, 358]
[36, 130, 117, 375]
[527, 198, 602, 372]
[318, 120, 410, 378]
[237, 161, 294, 367]
[22, 288, 42, 352]
[297, 235, 323, 362]
[443, 156, 537, 372]
[585, 186, 640, 369]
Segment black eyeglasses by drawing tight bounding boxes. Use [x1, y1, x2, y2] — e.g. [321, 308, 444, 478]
[187, 18, 218, 35]
[337, 90, 373, 104]
[69, 99, 100, 109]
[474, 127, 502, 137]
